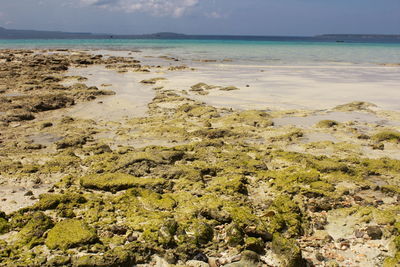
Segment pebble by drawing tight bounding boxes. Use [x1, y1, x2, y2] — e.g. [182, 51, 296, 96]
[24, 190, 34, 196]
[193, 253, 208, 263]
[366, 226, 383, 240]
[126, 233, 138, 242]
[316, 252, 325, 262]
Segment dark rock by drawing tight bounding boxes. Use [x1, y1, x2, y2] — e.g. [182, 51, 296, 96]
[315, 252, 325, 262]
[24, 190, 34, 196]
[366, 226, 383, 240]
[244, 226, 273, 241]
[193, 253, 208, 263]
[109, 225, 128, 235]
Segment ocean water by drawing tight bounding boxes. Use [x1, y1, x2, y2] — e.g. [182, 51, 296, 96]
[1, 39, 400, 66]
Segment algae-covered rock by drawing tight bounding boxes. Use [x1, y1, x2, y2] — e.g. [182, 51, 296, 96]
[183, 220, 214, 245]
[267, 195, 303, 237]
[334, 101, 376, 112]
[55, 135, 88, 149]
[80, 173, 165, 191]
[226, 224, 244, 246]
[31, 193, 86, 211]
[45, 219, 98, 250]
[14, 212, 53, 249]
[47, 255, 71, 266]
[271, 234, 306, 267]
[218, 110, 273, 128]
[315, 120, 339, 128]
[0, 217, 10, 234]
[244, 237, 265, 253]
[207, 175, 248, 195]
[310, 181, 335, 192]
[0, 240, 10, 259]
[372, 130, 400, 143]
[73, 246, 133, 267]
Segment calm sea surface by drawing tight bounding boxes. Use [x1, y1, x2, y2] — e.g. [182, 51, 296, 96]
[1, 39, 400, 66]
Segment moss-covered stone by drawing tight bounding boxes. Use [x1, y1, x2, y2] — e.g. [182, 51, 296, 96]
[0, 217, 10, 234]
[271, 234, 306, 267]
[45, 219, 98, 250]
[315, 120, 339, 128]
[73, 246, 133, 267]
[14, 212, 53, 249]
[207, 175, 248, 195]
[334, 101, 376, 112]
[226, 224, 244, 246]
[80, 173, 165, 191]
[267, 195, 303, 237]
[31, 193, 86, 211]
[310, 181, 335, 192]
[372, 130, 400, 143]
[186, 220, 214, 245]
[244, 237, 265, 254]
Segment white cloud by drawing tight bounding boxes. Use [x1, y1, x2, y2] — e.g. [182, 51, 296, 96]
[206, 11, 224, 19]
[77, 0, 200, 17]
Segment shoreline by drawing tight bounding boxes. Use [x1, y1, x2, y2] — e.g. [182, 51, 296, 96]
[0, 48, 399, 266]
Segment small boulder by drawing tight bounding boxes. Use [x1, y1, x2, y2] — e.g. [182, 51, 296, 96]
[46, 219, 98, 250]
[366, 226, 383, 240]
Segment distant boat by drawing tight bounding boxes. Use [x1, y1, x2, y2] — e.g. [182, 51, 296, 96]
[336, 40, 345, 43]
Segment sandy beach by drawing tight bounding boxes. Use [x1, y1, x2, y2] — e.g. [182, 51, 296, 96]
[0, 48, 399, 267]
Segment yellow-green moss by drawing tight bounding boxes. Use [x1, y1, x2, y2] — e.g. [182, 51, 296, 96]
[271, 234, 305, 267]
[310, 181, 335, 192]
[266, 195, 303, 238]
[0, 218, 10, 234]
[45, 219, 98, 250]
[207, 175, 248, 195]
[372, 130, 400, 143]
[244, 237, 265, 253]
[14, 212, 53, 249]
[216, 110, 273, 128]
[315, 120, 339, 128]
[31, 193, 86, 211]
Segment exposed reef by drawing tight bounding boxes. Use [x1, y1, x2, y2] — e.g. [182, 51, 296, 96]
[0, 49, 399, 267]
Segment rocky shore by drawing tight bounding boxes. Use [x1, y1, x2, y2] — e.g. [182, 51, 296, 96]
[0, 49, 399, 267]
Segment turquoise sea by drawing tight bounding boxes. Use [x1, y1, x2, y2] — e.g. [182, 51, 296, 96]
[1, 39, 400, 66]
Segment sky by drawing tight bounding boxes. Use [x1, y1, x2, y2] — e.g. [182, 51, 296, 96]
[0, 0, 399, 36]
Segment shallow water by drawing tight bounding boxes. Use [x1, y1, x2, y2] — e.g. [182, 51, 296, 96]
[1, 39, 400, 66]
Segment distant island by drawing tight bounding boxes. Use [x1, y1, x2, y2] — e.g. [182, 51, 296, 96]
[1, 26, 400, 43]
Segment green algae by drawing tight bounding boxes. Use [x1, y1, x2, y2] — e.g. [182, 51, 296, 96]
[42, 153, 81, 173]
[80, 173, 165, 191]
[315, 120, 339, 128]
[270, 129, 304, 142]
[334, 101, 376, 112]
[310, 181, 335, 192]
[14, 212, 53, 249]
[207, 175, 248, 195]
[45, 219, 98, 250]
[226, 223, 244, 246]
[244, 237, 265, 253]
[31, 193, 86, 211]
[267, 195, 303, 238]
[372, 130, 400, 143]
[0, 217, 10, 234]
[216, 110, 273, 128]
[261, 167, 320, 194]
[271, 234, 305, 267]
